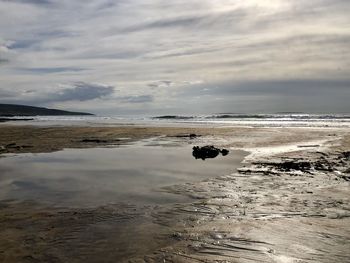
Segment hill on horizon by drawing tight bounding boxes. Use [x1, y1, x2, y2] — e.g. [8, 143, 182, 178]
[0, 104, 93, 116]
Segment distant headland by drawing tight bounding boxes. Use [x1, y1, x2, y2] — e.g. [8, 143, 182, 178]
[0, 104, 93, 117]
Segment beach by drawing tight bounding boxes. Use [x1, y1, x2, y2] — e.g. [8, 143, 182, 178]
[2, 0, 350, 261]
[0, 124, 349, 262]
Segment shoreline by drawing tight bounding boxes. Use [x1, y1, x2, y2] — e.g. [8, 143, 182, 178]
[0, 125, 349, 262]
[0, 124, 347, 156]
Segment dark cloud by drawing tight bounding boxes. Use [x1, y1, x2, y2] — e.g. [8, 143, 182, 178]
[37, 29, 80, 38]
[242, 79, 350, 96]
[138, 16, 203, 29]
[8, 34, 75, 52]
[144, 45, 223, 59]
[8, 40, 38, 50]
[0, 82, 153, 106]
[147, 80, 173, 88]
[124, 15, 204, 32]
[243, 34, 350, 52]
[17, 67, 86, 74]
[0, 89, 17, 98]
[0, 82, 115, 105]
[119, 95, 153, 103]
[186, 79, 350, 97]
[0, 82, 117, 105]
[96, 0, 125, 10]
[1, 0, 53, 5]
[77, 50, 142, 60]
[0, 58, 9, 64]
[51, 82, 115, 102]
[177, 78, 350, 113]
[123, 9, 248, 33]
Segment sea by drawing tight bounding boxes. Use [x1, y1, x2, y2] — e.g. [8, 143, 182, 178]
[5, 113, 350, 128]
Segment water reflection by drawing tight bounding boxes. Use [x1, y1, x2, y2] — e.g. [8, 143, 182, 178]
[0, 140, 245, 207]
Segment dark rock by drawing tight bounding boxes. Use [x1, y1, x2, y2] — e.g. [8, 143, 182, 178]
[193, 146, 219, 160]
[21, 145, 33, 149]
[81, 139, 108, 143]
[340, 151, 350, 160]
[257, 161, 312, 172]
[192, 145, 229, 160]
[316, 151, 329, 157]
[171, 232, 183, 240]
[276, 161, 312, 172]
[175, 133, 200, 139]
[257, 157, 341, 173]
[341, 175, 350, 181]
[0, 143, 33, 152]
[314, 160, 334, 172]
[221, 149, 229, 156]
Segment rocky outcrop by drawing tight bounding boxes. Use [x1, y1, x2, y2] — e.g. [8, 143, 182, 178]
[192, 145, 229, 160]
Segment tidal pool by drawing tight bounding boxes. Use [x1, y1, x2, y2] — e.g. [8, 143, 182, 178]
[0, 138, 246, 207]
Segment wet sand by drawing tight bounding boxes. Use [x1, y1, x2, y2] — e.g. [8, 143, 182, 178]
[0, 125, 349, 262]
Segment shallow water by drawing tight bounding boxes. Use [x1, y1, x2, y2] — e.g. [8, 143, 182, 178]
[0, 138, 246, 207]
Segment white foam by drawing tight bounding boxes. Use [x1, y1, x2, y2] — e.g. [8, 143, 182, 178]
[268, 254, 300, 263]
[235, 139, 330, 162]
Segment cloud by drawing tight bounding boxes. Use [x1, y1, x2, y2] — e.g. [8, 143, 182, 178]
[0, 0, 349, 114]
[118, 95, 153, 103]
[0, 43, 15, 64]
[175, 78, 350, 114]
[124, 14, 207, 32]
[17, 67, 86, 74]
[0, 58, 9, 64]
[8, 39, 41, 50]
[147, 80, 173, 88]
[50, 82, 115, 102]
[0, 82, 116, 106]
[187, 79, 350, 97]
[1, 0, 52, 4]
[0, 89, 16, 97]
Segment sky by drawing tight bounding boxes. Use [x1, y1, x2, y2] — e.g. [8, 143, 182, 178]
[0, 0, 349, 115]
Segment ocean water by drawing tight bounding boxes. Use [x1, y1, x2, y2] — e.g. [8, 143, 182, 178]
[4, 113, 350, 127]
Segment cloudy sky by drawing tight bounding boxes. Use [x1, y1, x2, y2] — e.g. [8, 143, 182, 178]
[0, 0, 349, 115]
